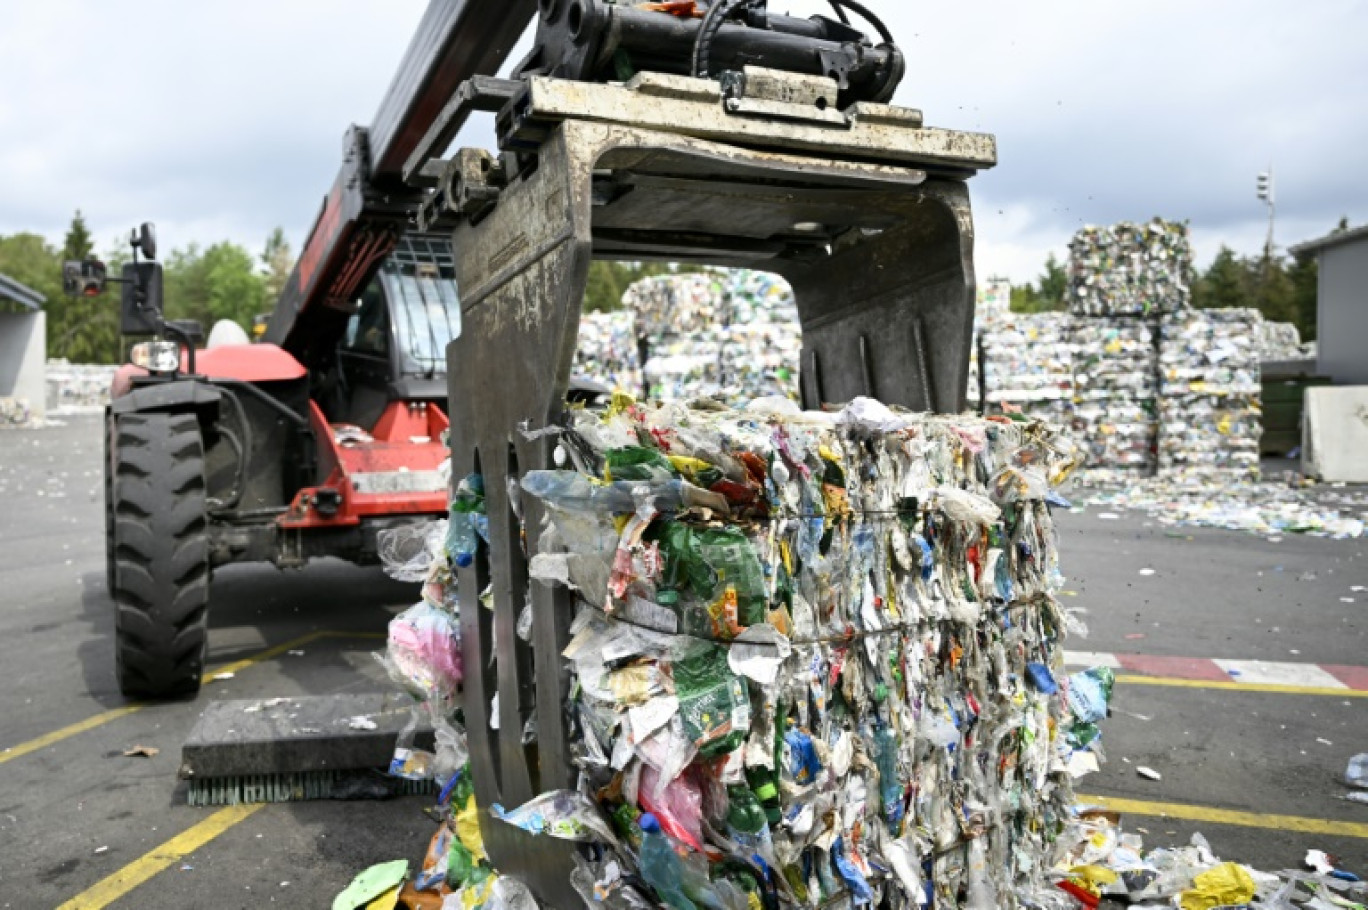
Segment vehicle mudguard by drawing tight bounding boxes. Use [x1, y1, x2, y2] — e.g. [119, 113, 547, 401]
[110, 380, 222, 421]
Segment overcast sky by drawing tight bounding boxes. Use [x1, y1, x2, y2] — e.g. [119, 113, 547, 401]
[1, 1, 1364, 283]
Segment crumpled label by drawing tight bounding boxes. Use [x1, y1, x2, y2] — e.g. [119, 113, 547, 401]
[726, 623, 792, 685]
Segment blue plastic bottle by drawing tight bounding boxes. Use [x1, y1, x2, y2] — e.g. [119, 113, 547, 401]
[638, 813, 700, 910]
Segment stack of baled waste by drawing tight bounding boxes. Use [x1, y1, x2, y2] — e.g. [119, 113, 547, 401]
[1157, 308, 1262, 480]
[623, 271, 801, 406]
[1065, 319, 1158, 478]
[45, 360, 119, 414]
[575, 311, 643, 395]
[977, 313, 1075, 422]
[1066, 219, 1194, 317]
[1256, 320, 1315, 362]
[495, 396, 1116, 910]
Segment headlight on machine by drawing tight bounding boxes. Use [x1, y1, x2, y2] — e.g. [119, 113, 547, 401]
[129, 340, 181, 373]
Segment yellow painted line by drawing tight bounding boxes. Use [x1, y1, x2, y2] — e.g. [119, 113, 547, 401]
[55, 804, 264, 909]
[0, 705, 145, 766]
[1115, 673, 1368, 698]
[0, 630, 385, 766]
[1078, 794, 1368, 838]
[203, 628, 335, 678]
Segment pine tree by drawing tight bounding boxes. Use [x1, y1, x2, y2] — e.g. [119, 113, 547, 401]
[62, 210, 95, 261]
[261, 227, 294, 302]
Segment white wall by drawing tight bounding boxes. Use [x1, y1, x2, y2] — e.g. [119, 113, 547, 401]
[0, 311, 48, 420]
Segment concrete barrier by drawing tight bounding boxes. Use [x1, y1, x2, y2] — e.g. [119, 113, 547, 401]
[1303, 386, 1368, 482]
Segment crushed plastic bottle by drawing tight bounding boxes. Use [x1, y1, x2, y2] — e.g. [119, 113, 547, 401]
[637, 814, 699, 910]
[447, 474, 486, 568]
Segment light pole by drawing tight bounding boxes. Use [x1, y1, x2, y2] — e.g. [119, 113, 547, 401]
[1256, 168, 1275, 261]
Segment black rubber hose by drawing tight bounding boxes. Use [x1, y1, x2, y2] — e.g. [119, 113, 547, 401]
[692, 0, 749, 78]
[827, 0, 850, 24]
[828, 0, 893, 45]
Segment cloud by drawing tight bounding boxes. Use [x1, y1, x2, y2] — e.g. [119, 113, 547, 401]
[1, 0, 1364, 283]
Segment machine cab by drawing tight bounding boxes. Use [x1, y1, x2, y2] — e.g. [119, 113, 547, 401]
[333, 233, 461, 428]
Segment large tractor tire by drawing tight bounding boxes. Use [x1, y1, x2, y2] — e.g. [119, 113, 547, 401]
[103, 414, 116, 595]
[109, 413, 211, 699]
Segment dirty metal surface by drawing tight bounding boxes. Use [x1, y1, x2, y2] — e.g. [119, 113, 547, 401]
[507, 73, 995, 175]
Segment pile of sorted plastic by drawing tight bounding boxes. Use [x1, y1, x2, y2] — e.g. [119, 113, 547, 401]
[0, 397, 34, 428]
[1057, 809, 1365, 909]
[576, 311, 643, 396]
[1257, 321, 1316, 362]
[623, 271, 801, 405]
[1066, 219, 1195, 317]
[487, 395, 1125, 910]
[44, 360, 118, 414]
[1076, 475, 1368, 539]
[1157, 309, 1262, 480]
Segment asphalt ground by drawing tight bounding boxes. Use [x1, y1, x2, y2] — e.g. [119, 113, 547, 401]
[0, 415, 1364, 909]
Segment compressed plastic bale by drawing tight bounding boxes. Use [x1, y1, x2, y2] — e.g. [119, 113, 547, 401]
[574, 310, 643, 393]
[1156, 308, 1263, 482]
[623, 270, 801, 405]
[1066, 218, 1194, 317]
[508, 396, 1098, 909]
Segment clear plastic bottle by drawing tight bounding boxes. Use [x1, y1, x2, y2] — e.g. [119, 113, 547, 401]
[446, 474, 485, 568]
[638, 813, 700, 910]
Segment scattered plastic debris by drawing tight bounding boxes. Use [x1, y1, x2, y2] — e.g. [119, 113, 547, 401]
[1137, 766, 1163, 781]
[1079, 476, 1368, 539]
[0, 397, 36, 429]
[212, 672, 235, 681]
[332, 859, 408, 910]
[347, 716, 378, 732]
[122, 745, 159, 758]
[1062, 811, 1366, 908]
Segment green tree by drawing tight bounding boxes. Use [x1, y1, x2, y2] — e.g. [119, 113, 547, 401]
[1191, 246, 1247, 311]
[1010, 253, 1067, 313]
[260, 227, 294, 303]
[583, 261, 705, 312]
[62, 210, 94, 261]
[163, 241, 268, 331]
[0, 228, 121, 362]
[1288, 253, 1318, 342]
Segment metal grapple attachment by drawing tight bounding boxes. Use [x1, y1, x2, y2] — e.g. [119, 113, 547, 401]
[434, 67, 994, 904]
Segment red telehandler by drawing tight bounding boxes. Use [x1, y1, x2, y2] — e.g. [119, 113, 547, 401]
[67, 2, 549, 699]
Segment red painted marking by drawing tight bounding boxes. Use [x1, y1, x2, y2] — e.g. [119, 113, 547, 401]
[1322, 665, 1368, 692]
[1116, 654, 1228, 682]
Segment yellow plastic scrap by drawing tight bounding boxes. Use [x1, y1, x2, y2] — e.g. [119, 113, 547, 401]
[667, 455, 714, 484]
[363, 886, 402, 910]
[608, 390, 637, 416]
[1178, 862, 1257, 910]
[455, 794, 487, 864]
[1066, 864, 1119, 896]
[461, 874, 497, 910]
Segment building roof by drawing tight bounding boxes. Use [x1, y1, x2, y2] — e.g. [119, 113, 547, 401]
[0, 273, 46, 309]
[0, 273, 45, 310]
[1290, 223, 1368, 257]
